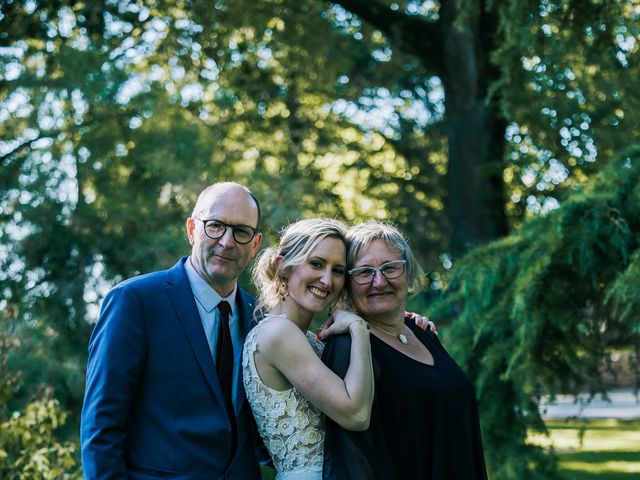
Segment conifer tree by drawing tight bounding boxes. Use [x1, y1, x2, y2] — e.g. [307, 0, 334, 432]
[434, 146, 640, 477]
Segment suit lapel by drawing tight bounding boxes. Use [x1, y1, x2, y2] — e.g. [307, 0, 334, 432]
[165, 258, 227, 410]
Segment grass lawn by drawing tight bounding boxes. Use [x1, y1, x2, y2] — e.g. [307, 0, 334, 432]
[530, 419, 640, 479]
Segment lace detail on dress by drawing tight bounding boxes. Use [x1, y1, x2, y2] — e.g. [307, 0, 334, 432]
[242, 322, 325, 477]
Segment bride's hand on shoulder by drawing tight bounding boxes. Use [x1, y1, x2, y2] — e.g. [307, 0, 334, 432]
[317, 309, 368, 341]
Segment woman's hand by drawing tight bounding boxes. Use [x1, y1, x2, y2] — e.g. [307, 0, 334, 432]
[317, 309, 368, 341]
[406, 311, 437, 335]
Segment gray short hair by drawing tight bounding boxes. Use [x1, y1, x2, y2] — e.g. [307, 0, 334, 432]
[346, 221, 426, 295]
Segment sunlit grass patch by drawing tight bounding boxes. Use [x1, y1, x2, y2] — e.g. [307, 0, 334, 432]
[529, 419, 640, 479]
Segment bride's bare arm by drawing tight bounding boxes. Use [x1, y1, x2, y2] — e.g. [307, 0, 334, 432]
[254, 314, 373, 431]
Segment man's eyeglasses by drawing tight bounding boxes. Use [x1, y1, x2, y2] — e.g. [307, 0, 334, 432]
[194, 218, 258, 245]
[348, 260, 406, 285]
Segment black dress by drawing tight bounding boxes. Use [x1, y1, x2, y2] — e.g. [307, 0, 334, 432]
[322, 318, 487, 480]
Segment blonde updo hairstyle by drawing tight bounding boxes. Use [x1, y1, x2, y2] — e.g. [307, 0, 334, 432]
[346, 221, 426, 298]
[252, 218, 348, 315]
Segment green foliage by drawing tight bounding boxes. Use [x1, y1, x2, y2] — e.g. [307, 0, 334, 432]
[0, 398, 80, 480]
[433, 148, 640, 478]
[492, 0, 640, 221]
[0, 331, 80, 479]
[1, 1, 639, 478]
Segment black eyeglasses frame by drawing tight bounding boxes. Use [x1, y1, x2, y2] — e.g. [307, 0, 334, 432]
[194, 218, 258, 245]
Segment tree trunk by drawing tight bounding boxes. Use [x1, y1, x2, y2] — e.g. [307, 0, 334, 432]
[331, 0, 510, 258]
[440, 1, 509, 257]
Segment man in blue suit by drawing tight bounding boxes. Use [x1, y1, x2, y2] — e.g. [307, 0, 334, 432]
[81, 182, 266, 479]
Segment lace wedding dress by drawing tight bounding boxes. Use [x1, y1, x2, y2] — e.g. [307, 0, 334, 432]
[242, 321, 325, 480]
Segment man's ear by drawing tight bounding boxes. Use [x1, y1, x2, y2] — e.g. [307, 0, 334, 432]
[186, 218, 196, 244]
[250, 232, 263, 257]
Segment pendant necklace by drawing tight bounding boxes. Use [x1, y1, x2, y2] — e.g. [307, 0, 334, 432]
[373, 323, 408, 345]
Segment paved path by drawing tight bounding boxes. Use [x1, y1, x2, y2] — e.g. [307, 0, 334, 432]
[540, 389, 640, 420]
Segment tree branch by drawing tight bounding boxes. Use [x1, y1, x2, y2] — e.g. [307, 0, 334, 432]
[0, 137, 49, 165]
[328, 0, 446, 76]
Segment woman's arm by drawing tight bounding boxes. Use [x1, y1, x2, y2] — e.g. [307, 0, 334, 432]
[254, 312, 373, 431]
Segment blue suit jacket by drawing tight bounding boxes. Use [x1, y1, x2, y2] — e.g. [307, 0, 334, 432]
[81, 257, 263, 480]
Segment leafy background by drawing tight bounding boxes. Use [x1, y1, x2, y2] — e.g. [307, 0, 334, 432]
[1, 1, 638, 478]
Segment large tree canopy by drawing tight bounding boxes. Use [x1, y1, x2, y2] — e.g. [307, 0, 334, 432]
[329, 0, 639, 254]
[1, 1, 639, 478]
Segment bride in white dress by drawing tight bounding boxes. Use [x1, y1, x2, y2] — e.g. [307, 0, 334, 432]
[242, 218, 373, 480]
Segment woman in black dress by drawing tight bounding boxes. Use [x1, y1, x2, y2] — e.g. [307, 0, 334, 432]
[322, 222, 487, 480]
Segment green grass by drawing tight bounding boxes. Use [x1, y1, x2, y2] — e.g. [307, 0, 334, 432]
[530, 419, 640, 479]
